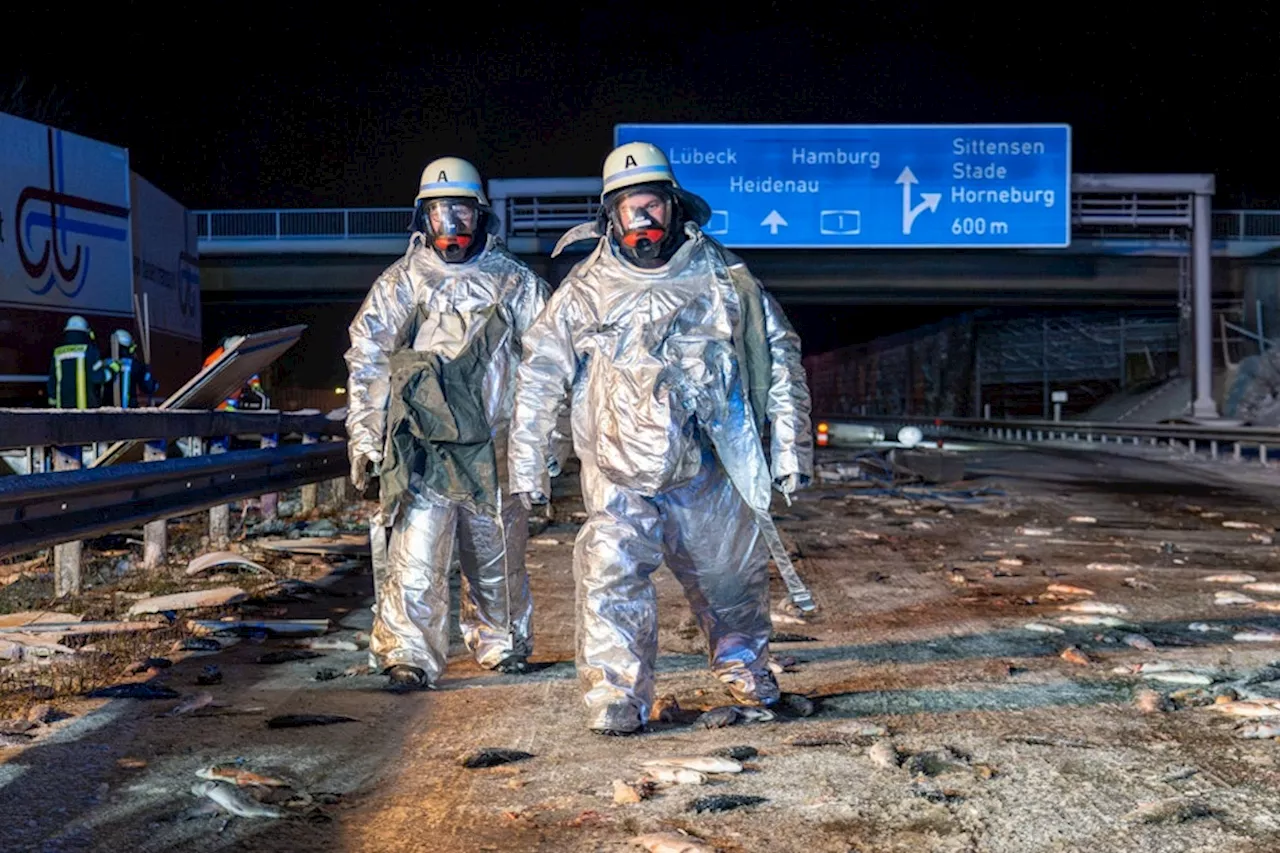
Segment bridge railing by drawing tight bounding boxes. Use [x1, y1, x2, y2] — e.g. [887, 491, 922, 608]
[194, 205, 1280, 245]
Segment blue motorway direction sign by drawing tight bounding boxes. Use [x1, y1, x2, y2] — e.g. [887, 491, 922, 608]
[613, 124, 1072, 249]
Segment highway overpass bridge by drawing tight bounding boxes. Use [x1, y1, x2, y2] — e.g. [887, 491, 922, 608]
[193, 175, 1280, 421]
[194, 175, 1280, 310]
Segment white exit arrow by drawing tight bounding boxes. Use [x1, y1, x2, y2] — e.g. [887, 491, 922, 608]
[760, 210, 788, 235]
[895, 166, 941, 235]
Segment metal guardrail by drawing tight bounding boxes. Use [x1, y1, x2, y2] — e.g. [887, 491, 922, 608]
[818, 413, 1280, 463]
[0, 442, 348, 558]
[192, 206, 1280, 245]
[0, 409, 343, 451]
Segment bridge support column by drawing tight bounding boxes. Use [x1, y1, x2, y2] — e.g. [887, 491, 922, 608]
[1191, 191, 1221, 420]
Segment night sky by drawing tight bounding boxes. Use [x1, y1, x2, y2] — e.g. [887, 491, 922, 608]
[3, 5, 1276, 358]
[4, 5, 1276, 209]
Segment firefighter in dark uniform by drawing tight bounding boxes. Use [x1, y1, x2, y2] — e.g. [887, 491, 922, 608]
[46, 316, 118, 409]
[109, 329, 160, 408]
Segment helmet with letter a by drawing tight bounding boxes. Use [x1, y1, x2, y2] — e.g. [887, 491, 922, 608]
[599, 141, 712, 263]
[412, 156, 492, 263]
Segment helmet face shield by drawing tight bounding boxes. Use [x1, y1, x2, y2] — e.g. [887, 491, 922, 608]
[422, 197, 481, 262]
[607, 185, 673, 261]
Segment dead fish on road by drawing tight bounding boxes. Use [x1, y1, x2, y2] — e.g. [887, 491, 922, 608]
[631, 831, 717, 853]
[689, 794, 767, 813]
[1087, 562, 1139, 572]
[1143, 671, 1214, 686]
[459, 747, 534, 768]
[1223, 520, 1263, 530]
[769, 631, 817, 643]
[191, 780, 283, 818]
[1215, 591, 1257, 606]
[265, 714, 360, 729]
[171, 637, 223, 653]
[124, 657, 172, 675]
[87, 682, 181, 700]
[1121, 633, 1156, 651]
[1234, 630, 1280, 642]
[302, 637, 361, 651]
[641, 756, 742, 775]
[1025, 622, 1066, 634]
[166, 692, 216, 716]
[1057, 614, 1133, 628]
[1188, 622, 1221, 633]
[1046, 584, 1095, 597]
[1236, 722, 1280, 739]
[197, 764, 289, 788]
[256, 650, 323, 664]
[710, 745, 759, 761]
[1058, 601, 1129, 615]
[1123, 577, 1158, 591]
[1203, 574, 1258, 584]
[1210, 699, 1280, 718]
[645, 767, 707, 785]
[1242, 583, 1280, 595]
[696, 706, 776, 729]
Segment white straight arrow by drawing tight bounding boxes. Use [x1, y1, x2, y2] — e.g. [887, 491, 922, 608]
[761, 209, 788, 235]
[896, 166, 941, 235]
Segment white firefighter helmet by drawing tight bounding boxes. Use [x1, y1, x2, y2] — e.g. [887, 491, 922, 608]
[414, 157, 488, 206]
[112, 329, 133, 349]
[601, 142, 679, 197]
[600, 141, 712, 228]
[64, 315, 89, 333]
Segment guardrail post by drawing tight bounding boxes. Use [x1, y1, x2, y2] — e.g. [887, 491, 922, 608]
[260, 433, 279, 519]
[52, 445, 82, 597]
[209, 437, 230, 546]
[325, 437, 350, 510]
[301, 433, 319, 514]
[142, 440, 169, 569]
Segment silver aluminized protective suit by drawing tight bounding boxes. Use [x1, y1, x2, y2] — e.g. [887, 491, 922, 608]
[509, 223, 813, 729]
[346, 231, 552, 680]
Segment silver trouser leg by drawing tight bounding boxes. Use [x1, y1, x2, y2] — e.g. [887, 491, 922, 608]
[575, 467, 665, 730]
[367, 506, 390, 669]
[456, 498, 534, 667]
[369, 491, 458, 681]
[659, 450, 775, 700]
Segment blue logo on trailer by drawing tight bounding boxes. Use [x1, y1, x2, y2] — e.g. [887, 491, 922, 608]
[612, 124, 1072, 249]
[16, 127, 130, 298]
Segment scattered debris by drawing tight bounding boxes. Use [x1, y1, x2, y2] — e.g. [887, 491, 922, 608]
[185, 551, 272, 577]
[709, 745, 759, 760]
[1068, 516, 1097, 524]
[1087, 562, 1139, 573]
[1024, 622, 1065, 634]
[127, 587, 248, 616]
